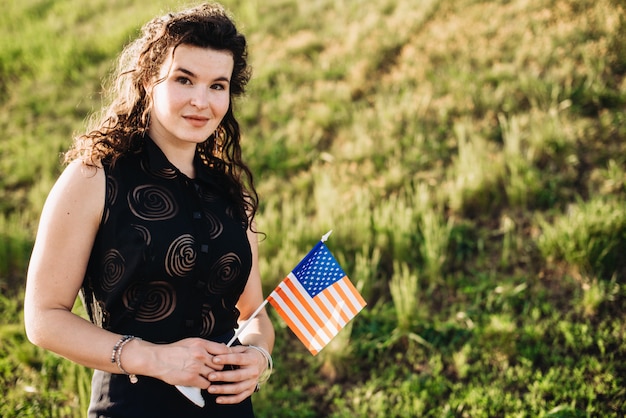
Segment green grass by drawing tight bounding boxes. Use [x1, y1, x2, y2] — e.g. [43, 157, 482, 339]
[2, 0, 626, 416]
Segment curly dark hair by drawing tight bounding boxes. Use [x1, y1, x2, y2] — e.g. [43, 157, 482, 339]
[66, 2, 258, 227]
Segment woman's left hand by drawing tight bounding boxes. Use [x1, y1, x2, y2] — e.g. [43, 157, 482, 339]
[205, 345, 268, 404]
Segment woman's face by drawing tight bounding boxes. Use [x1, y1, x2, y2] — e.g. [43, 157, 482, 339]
[148, 44, 233, 149]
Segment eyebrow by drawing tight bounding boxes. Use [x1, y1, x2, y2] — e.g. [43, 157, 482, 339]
[174, 67, 230, 82]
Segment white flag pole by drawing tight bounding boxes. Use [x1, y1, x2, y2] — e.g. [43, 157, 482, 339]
[176, 230, 333, 407]
[226, 299, 269, 347]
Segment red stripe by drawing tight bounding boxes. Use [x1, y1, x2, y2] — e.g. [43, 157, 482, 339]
[320, 284, 351, 324]
[343, 276, 367, 307]
[332, 278, 366, 316]
[271, 278, 327, 350]
[269, 294, 315, 353]
[283, 277, 326, 329]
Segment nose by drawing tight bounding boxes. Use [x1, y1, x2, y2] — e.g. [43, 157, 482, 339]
[190, 87, 210, 109]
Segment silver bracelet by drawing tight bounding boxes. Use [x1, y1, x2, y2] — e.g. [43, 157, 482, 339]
[112, 335, 141, 383]
[111, 335, 133, 364]
[247, 345, 273, 390]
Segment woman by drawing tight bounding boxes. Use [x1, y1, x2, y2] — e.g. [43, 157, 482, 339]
[24, 3, 274, 417]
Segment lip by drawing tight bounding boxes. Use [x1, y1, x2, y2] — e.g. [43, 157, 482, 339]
[183, 115, 210, 127]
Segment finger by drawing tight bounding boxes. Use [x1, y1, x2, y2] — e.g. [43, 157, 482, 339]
[207, 381, 255, 404]
[205, 355, 224, 371]
[185, 344, 218, 366]
[208, 366, 245, 384]
[213, 350, 256, 368]
[201, 341, 233, 356]
[203, 366, 218, 380]
[215, 391, 255, 405]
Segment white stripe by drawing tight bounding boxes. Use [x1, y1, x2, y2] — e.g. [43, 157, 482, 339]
[326, 283, 357, 319]
[315, 291, 348, 330]
[271, 277, 332, 349]
[314, 300, 346, 342]
[333, 278, 365, 315]
[285, 276, 335, 342]
[269, 285, 322, 352]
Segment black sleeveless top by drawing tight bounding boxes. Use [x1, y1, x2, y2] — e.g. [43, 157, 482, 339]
[81, 138, 255, 417]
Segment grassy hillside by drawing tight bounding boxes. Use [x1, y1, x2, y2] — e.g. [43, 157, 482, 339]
[2, 0, 626, 416]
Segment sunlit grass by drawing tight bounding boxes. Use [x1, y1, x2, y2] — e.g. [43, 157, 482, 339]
[537, 197, 626, 279]
[2, 0, 626, 416]
[389, 261, 419, 332]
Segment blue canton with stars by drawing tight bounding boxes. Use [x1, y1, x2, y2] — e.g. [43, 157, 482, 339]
[293, 243, 346, 298]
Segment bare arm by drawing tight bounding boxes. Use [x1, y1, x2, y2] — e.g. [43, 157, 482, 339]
[24, 160, 227, 389]
[24, 160, 116, 370]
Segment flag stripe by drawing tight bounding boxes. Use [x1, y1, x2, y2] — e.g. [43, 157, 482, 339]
[315, 293, 345, 333]
[278, 278, 318, 335]
[309, 285, 334, 320]
[319, 284, 351, 324]
[270, 279, 329, 349]
[330, 278, 365, 317]
[295, 276, 349, 341]
[270, 277, 332, 347]
[282, 275, 335, 343]
[340, 276, 367, 309]
[316, 279, 352, 327]
[270, 297, 324, 354]
[316, 300, 346, 340]
[328, 282, 355, 316]
[268, 285, 325, 353]
[269, 289, 324, 348]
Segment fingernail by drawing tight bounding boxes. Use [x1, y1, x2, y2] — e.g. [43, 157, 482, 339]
[209, 373, 217, 380]
[214, 357, 221, 363]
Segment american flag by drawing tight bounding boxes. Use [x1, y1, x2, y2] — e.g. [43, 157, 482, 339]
[267, 241, 366, 355]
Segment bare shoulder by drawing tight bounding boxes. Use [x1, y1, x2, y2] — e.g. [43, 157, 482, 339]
[62, 158, 104, 180]
[45, 159, 106, 225]
[59, 157, 102, 182]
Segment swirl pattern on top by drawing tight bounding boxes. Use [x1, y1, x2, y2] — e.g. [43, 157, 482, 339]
[203, 211, 224, 240]
[165, 234, 196, 278]
[225, 206, 242, 223]
[197, 188, 218, 203]
[141, 158, 177, 180]
[101, 249, 125, 292]
[103, 175, 119, 224]
[200, 304, 216, 337]
[106, 174, 119, 205]
[207, 252, 242, 294]
[127, 185, 178, 221]
[123, 281, 176, 323]
[131, 224, 152, 246]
